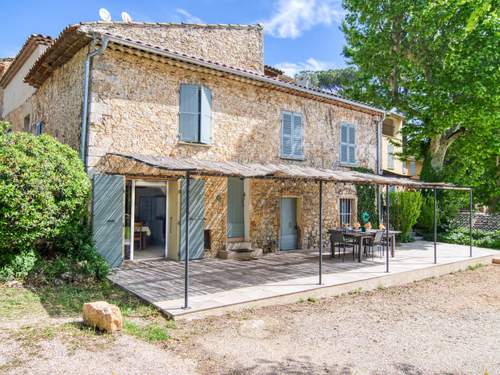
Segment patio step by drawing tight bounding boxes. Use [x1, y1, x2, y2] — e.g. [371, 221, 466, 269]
[227, 241, 253, 251]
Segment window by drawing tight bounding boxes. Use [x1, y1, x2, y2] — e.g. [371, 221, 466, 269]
[340, 123, 356, 165]
[339, 198, 353, 227]
[23, 115, 30, 132]
[179, 84, 212, 144]
[409, 160, 416, 176]
[34, 121, 44, 136]
[387, 144, 395, 169]
[382, 118, 396, 137]
[402, 160, 407, 175]
[281, 111, 304, 159]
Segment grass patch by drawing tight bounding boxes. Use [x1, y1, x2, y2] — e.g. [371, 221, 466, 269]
[0, 285, 45, 319]
[123, 320, 173, 343]
[467, 263, 484, 271]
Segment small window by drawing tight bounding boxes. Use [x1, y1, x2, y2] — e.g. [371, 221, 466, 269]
[387, 144, 395, 169]
[339, 198, 353, 227]
[179, 84, 212, 144]
[281, 111, 304, 160]
[23, 115, 31, 132]
[382, 118, 396, 137]
[340, 123, 356, 165]
[34, 121, 44, 136]
[402, 160, 407, 175]
[409, 160, 416, 176]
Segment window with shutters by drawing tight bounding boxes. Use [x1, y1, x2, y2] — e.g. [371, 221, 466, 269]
[280, 111, 304, 160]
[23, 115, 30, 132]
[34, 121, 44, 136]
[179, 84, 212, 144]
[387, 144, 395, 169]
[340, 123, 356, 165]
[409, 160, 416, 176]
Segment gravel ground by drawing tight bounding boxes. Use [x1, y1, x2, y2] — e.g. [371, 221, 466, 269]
[171, 264, 500, 374]
[1, 264, 499, 374]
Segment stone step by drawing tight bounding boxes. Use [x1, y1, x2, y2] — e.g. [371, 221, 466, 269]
[219, 247, 263, 260]
[227, 241, 253, 251]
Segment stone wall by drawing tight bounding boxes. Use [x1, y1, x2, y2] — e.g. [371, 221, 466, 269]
[88, 49, 379, 172]
[249, 179, 357, 253]
[203, 176, 227, 257]
[4, 99, 32, 131]
[30, 46, 87, 150]
[81, 22, 264, 73]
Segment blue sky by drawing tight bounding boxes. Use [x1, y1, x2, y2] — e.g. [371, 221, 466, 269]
[0, 0, 348, 76]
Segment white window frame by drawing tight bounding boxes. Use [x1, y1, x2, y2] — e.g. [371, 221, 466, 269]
[340, 122, 357, 166]
[387, 144, 395, 170]
[339, 197, 354, 227]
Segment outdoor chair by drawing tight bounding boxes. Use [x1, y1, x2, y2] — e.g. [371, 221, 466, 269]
[330, 230, 356, 262]
[366, 231, 384, 259]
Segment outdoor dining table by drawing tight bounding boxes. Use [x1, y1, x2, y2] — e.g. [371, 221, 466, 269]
[335, 229, 401, 263]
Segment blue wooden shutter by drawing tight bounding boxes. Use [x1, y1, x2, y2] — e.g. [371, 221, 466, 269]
[340, 124, 348, 163]
[292, 113, 304, 159]
[281, 112, 293, 158]
[199, 86, 212, 144]
[179, 179, 205, 260]
[92, 174, 124, 267]
[179, 84, 200, 142]
[348, 125, 356, 164]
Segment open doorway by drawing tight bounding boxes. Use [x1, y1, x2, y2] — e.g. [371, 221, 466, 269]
[125, 180, 168, 260]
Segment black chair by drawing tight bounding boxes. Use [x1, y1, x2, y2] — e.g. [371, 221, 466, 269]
[330, 230, 356, 261]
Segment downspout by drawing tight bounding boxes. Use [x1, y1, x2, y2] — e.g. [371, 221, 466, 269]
[79, 34, 109, 168]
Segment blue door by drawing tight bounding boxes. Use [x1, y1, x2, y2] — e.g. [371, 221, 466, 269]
[227, 177, 245, 238]
[92, 174, 125, 267]
[280, 198, 298, 250]
[179, 179, 205, 260]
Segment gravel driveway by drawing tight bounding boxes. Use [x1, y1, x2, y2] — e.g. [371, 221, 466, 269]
[172, 264, 500, 374]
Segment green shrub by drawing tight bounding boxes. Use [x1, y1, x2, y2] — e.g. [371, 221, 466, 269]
[389, 191, 423, 242]
[417, 195, 439, 233]
[0, 121, 107, 282]
[353, 167, 378, 227]
[424, 228, 500, 250]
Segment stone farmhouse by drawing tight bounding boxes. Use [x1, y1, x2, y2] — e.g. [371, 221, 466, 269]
[1, 22, 394, 266]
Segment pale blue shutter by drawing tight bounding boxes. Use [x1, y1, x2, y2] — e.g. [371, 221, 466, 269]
[281, 112, 293, 158]
[292, 114, 304, 159]
[348, 125, 356, 164]
[340, 124, 348, 163]
[179, 179, 205, 260]
[179, 84, 199, 142]
[199, 86, 212, 144]
[92, 174, 124, 267]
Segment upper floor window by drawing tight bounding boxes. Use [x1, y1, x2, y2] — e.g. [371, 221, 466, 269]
[409, 160, 416, 176]
[23, 115, 30, 132]
[402, 160, 407, 175]
[179, 84, 212, 144]
[382, 118, 396, 137]
[281, 111, 304, 160]
[340, 123, 356, 165]
[387, 144, 395, 169]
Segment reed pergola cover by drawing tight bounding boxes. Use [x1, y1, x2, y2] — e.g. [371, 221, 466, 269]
[102, 152, 468, 190]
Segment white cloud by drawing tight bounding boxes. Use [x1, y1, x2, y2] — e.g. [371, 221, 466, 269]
[175, 8, 204, 24]
[274, 58, 335, 77]
[263, 0, 344, 39]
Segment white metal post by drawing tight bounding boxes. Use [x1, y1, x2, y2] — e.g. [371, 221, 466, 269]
[129, 179, 136, 261]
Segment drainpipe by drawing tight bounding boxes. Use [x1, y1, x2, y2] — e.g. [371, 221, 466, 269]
[79, 34, 109, 168]
[376, 112, 386, 224]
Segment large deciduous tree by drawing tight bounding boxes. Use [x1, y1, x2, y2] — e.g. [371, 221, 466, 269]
[326, 0, 499, 209]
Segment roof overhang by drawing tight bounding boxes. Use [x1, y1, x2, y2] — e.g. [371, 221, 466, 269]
[99, 153, 469, 190]
[0, 34, 52, 88]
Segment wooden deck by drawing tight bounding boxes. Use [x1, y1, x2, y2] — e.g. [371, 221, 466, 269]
[109, 241, 498, 319]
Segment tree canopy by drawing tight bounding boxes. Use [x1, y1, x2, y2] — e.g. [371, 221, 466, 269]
[300, 0, 499, 210]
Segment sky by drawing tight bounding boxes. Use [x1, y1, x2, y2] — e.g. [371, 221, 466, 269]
[0, 0, 348, 77]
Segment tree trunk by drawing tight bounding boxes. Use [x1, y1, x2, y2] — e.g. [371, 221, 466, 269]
[427, 128, 466, 171]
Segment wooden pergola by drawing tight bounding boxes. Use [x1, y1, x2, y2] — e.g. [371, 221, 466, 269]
[101, 152, 473, 309]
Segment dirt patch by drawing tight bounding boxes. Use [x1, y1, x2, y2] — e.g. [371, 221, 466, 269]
[170, 264, 500, 374]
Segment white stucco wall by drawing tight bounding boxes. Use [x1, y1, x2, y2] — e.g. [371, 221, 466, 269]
[2, 45, 47, 118]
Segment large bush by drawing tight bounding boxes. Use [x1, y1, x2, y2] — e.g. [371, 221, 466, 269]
[417, 195, 439, 233]
[389, 191, 423, 242]
[0, 122, 107, 281]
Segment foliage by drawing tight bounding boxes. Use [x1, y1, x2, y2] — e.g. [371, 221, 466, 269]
[417, 195, 438, 233]
[353, 167, 379, 227]
[389, 191, 423, 242]
[295, 67, 360, 95]
[0, 121, 106, 282]
[423, 228, 500, 250]
[305, 1, 500, 209]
